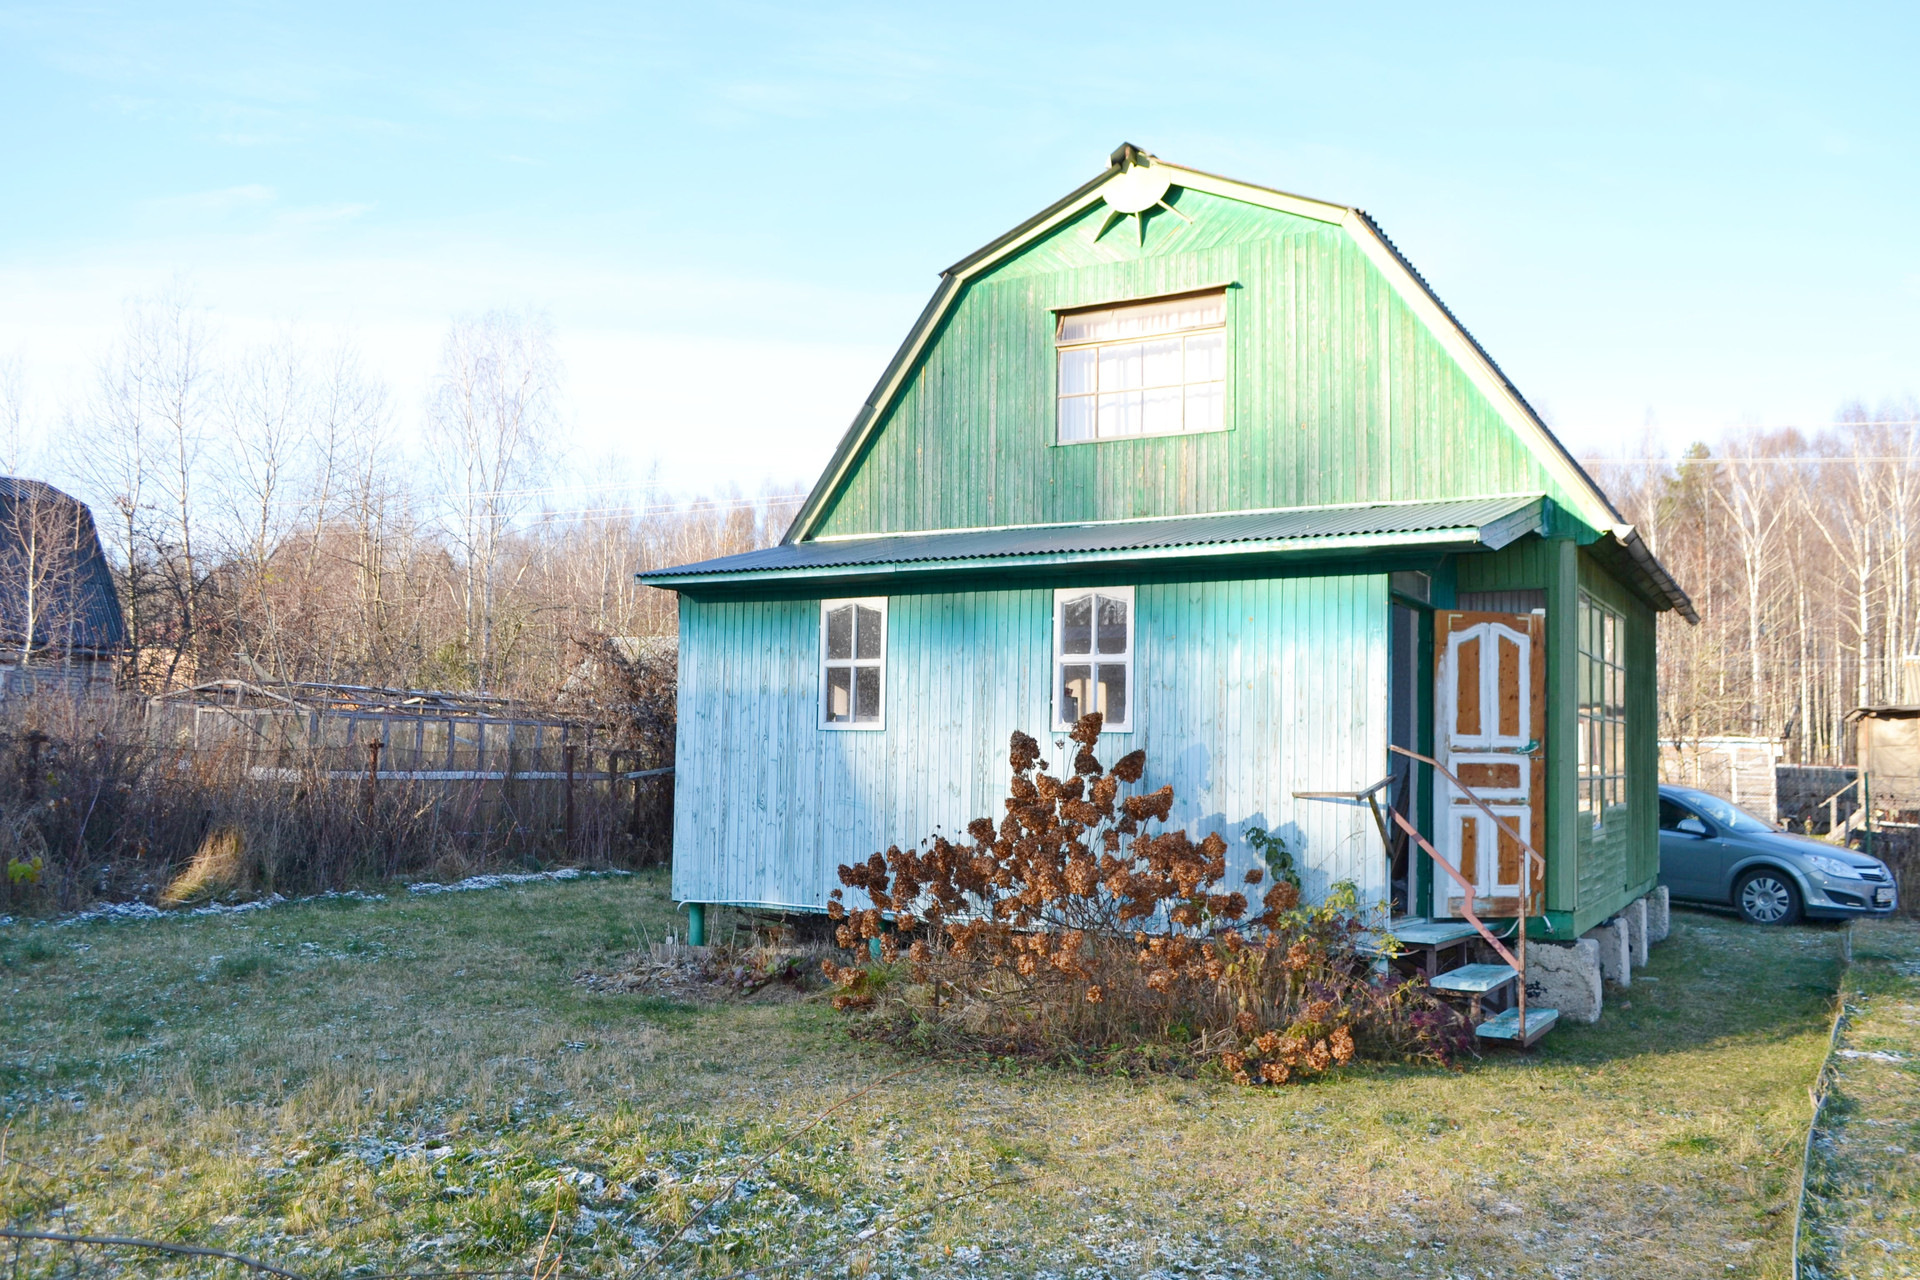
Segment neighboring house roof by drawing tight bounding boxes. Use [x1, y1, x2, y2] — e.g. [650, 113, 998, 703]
[643, 496, 1554, 588]
[0, 477, 126, 656]
[773, 143, 1696, 623]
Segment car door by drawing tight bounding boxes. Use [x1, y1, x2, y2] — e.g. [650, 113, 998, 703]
[1659, 796, 1720, 900]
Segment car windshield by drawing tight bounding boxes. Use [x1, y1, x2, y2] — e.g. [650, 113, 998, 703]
[1674, 790, 1776, 834]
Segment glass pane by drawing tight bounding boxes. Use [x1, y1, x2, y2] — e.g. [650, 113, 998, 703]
[1058, 394, 1096, 443]
[1061, 594, 1092, 654]
[1058, 347, 1097, 396]
[1060, 663, 1092, 723]
[1058, 293, 1225, 346]
[1097, 390, 1142, 438]
[1098, 663, 1127, 726]
[1603, 612, 1617, 663]
[1095, 594, 1128, 654]
[855, 666, 881, 722]
[1184, 382, 1223, 432]
[1140, 385, 1181, 435]
[826, 605, 853, 660]
[1185, 330, 1225, 382]
[1140, 338, 1182, 387]
[1099, 341, 1143, 391]
[826, 667, 852, 722]
[856, 605, 883, 659]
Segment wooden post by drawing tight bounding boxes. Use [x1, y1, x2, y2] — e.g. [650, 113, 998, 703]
[628, 750, 644, 841]
[564, 742, 576, 853]
[365, 739, 382, 819]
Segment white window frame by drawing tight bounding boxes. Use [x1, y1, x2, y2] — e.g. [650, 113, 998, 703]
[820, 597, 887, 731]
[1052, 586, 1134, 733]
[1576, 591, 1627, 827]
[1054, 289, 1228, 445]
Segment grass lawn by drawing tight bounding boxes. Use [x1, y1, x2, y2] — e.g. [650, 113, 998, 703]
[0, 873, 1852, 1278]
[1799, 916, 1920, 1278]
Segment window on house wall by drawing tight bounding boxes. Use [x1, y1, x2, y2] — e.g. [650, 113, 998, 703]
[821, 598, 886, 728]
[1056, 291, 1226, 443]
[1054, 587, 1132, 731]
[1577, 592, 1627, 824]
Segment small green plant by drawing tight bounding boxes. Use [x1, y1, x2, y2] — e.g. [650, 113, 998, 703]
[1243, 826, 1299, 891]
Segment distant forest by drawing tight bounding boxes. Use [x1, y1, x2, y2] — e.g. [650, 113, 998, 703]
[1588, 401, 1920, 764]
[0, 298, 797, 704]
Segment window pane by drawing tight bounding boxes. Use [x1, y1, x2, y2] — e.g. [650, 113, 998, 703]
[1100, 341, 1143, 391]
[1060, 663, 1092, 723]
[1058, 347, 1097, 396]
[1185, 330, 1225, 382]
[856, 605, 883, 659]
[1061, 594, 1092, 654]
[1058, 293, 1225, 346]
[1059, 395, 1096, 443]
[1095, 594, 1128, 654]
[1098, 663, 1127, 725]
[1097, 390, 1140, 438]
[826, 667, 852, 722]
[1140, 337, 1182, 387]
[855, 666, 881, 722]
[1141, 385, 1182, 435]
[1184, 382, 1223, 432]
[826, 605, 853, 660]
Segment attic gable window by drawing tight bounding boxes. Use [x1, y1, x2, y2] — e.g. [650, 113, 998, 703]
[1056, 291, 1226, 443]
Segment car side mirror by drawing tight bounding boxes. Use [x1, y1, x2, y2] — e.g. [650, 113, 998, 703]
[1676, 816, 1708, 837]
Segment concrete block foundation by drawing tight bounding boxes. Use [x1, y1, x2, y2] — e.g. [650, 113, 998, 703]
[1646, 886, 1671, 944]
[1523, 938, 1603, 1024]
[1623, 897, 1649, 968]
[1583, 917, 1631, 986]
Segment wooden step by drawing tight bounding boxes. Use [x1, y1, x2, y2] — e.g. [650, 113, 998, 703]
[1428, 963, 1518, 995]
[1475, 1006, 1558, 1046]
[1388, 920, 1484, 948]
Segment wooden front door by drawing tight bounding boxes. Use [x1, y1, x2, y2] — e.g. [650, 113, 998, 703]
[1434, 610, 1545, 918]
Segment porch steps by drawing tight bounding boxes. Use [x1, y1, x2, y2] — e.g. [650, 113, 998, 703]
[1427, 963, 1517, 995]
[1474, 1006, 1559, 1046]
[1386, 919, 1483, 948]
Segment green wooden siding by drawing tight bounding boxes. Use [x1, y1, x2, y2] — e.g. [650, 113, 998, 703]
[813, 189, 1585, 538]
[672, 572, 1389, 910]
[1455, 536, 1658, 933]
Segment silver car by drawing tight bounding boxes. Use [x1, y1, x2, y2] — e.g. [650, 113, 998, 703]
[1658, 784, 1898, 925]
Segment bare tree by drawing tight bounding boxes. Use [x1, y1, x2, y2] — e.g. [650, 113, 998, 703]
[426, 312, 556, 691]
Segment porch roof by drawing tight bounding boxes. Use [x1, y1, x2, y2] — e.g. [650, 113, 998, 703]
[639, 495, 1554, 589]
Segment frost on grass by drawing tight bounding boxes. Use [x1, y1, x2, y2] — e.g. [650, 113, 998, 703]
[409, 867, 631, 895]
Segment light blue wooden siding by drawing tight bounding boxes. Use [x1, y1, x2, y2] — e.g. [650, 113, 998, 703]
[672, 574, 1391, 911]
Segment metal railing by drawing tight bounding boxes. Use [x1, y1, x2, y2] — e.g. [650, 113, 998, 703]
[1297, 746, 1552, 1042]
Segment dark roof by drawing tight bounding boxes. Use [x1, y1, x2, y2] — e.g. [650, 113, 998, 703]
[0, 478, 126, 655]
[642, 496, 1550, 587]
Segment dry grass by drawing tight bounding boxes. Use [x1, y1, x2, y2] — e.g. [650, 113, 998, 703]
[1799, 917, 1920, 1277]
[0, 873, 1854, 1278]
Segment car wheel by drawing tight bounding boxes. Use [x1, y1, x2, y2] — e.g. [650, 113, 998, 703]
[1735, 869, 1802, 925]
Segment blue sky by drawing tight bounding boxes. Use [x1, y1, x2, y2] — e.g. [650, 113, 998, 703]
[1, 2, 1915, 494]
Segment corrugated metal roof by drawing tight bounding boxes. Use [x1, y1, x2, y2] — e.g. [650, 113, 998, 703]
[642, 496, 1546, 585]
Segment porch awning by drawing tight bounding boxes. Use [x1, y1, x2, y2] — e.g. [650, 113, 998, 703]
[640, 495, 1555, 590]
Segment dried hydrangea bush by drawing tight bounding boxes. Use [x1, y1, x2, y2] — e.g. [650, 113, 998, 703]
[823, 714, 1466, 1083]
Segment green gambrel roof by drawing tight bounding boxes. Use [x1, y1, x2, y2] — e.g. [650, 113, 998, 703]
[642, 496, 1556, 588]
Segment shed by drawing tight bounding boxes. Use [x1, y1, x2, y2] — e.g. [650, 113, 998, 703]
[1847, 706, 1920, 825]
[641, 145, 1694, 943]
[0, 477, 125, 696]
[1659, 736, 1784, 822]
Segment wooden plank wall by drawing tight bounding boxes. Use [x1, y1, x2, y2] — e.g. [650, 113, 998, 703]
[814, 188, 1583, 538]
[671, 574, 1390, 912]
